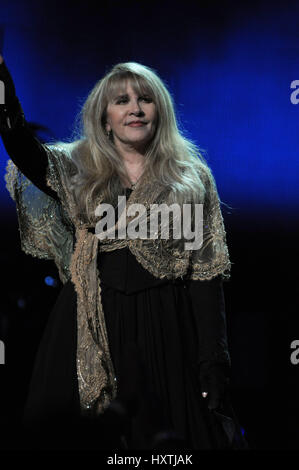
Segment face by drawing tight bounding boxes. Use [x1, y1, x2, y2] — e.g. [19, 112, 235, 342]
[105, 81, 157, 153]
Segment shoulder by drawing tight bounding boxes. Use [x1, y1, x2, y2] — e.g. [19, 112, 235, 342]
[196, 162, 216, 188]
[44, 139, 85, 176]
[191, 162, 218, 203]
[44, 140, 79, 160]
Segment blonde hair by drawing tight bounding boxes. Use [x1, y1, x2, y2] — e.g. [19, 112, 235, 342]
[54, 62, 212, 223]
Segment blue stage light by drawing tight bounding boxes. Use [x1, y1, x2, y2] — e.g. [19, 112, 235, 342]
[44, 276, 57, 287]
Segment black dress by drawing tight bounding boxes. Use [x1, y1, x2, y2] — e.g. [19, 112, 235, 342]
[0, 117, 247, 450]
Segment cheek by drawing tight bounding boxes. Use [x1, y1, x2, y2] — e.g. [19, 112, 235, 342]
[107, 108, 124, 125]
[114, 110, 126, 123]
[150, 106, 157, 122]
[151, 112, 158, 127]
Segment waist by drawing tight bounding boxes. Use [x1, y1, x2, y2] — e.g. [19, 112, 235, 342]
[98, 247, 171, 294]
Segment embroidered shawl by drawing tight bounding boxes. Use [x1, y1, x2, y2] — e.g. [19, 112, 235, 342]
[4, 143, 231, 417]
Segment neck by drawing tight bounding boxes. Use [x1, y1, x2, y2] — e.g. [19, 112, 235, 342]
[121, 163, 145, 189]
[115, 138, 148, 163]
[115, 140, 147, 188]
[122, 152, 145, 185]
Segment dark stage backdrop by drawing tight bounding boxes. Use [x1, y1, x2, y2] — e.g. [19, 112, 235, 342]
[0, 0, 299, 451]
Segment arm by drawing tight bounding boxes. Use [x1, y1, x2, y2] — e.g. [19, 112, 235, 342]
[189, 275, 230, 365]
[185, 164, 232, 409]
[188, 276, 231, 410]
[0, 55, 58, 201]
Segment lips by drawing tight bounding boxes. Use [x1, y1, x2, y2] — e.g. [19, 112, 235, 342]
[128, 122, 146, 127]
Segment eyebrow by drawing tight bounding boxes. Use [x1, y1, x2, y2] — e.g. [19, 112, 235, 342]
[112, 92, 150, 101]
[114, 94, 128, 100]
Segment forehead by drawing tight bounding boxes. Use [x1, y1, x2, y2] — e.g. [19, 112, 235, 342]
[107, 78, 151, 102]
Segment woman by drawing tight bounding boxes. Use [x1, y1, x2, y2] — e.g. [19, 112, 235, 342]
[0, 55, 247, 450]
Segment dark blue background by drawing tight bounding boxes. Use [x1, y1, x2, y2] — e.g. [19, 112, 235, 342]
[0, 0, 298, 450]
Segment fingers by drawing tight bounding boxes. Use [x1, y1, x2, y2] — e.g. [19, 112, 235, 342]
[201, 390, 220, 409]
[200, 376, 209, 398]
[199, 362, 228, 410]
[0, 57, 17, 103]
[207, 385, 220, 410]
[200, 380, 220, 409]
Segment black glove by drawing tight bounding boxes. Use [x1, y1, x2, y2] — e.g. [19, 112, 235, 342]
[188, 275, 231, 405]
[0, 57, 17, 103]
[0, 58, 25, 132]
[199, 360, 230, 411]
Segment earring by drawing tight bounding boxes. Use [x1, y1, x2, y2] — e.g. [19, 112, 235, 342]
[106, 129, 112, 138]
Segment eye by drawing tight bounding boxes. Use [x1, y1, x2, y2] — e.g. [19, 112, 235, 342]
[140, 96, 153, 103]
[116, 96, 153, 104]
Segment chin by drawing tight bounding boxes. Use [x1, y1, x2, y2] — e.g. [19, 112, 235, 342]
[126, 136, 150, 144]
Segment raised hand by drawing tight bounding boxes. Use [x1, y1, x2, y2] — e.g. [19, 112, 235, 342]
[0, 55, 25, 132]
[0, 54, 18, 105]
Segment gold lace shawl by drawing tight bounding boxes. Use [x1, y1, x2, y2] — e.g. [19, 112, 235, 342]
[4, 143, 231, 416]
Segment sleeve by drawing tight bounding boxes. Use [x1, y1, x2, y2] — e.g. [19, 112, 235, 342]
[4, 155, 75, 284]
[0, 61, 76, 283]
[188, 275, 231, 368]
[188, 167, 231, 280]
[188, 166, 231, 281]
[186, 166, 231, 368]
[1, 98, 75, 284]
[0, 96, 59, 201]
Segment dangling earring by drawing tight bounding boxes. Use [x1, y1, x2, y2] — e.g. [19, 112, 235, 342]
[106, 129, 112, 139]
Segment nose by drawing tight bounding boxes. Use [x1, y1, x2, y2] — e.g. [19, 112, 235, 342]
[129, 99, 145, 116]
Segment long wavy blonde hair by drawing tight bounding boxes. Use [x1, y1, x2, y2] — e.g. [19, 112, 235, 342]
[56, 62, 212, 223]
